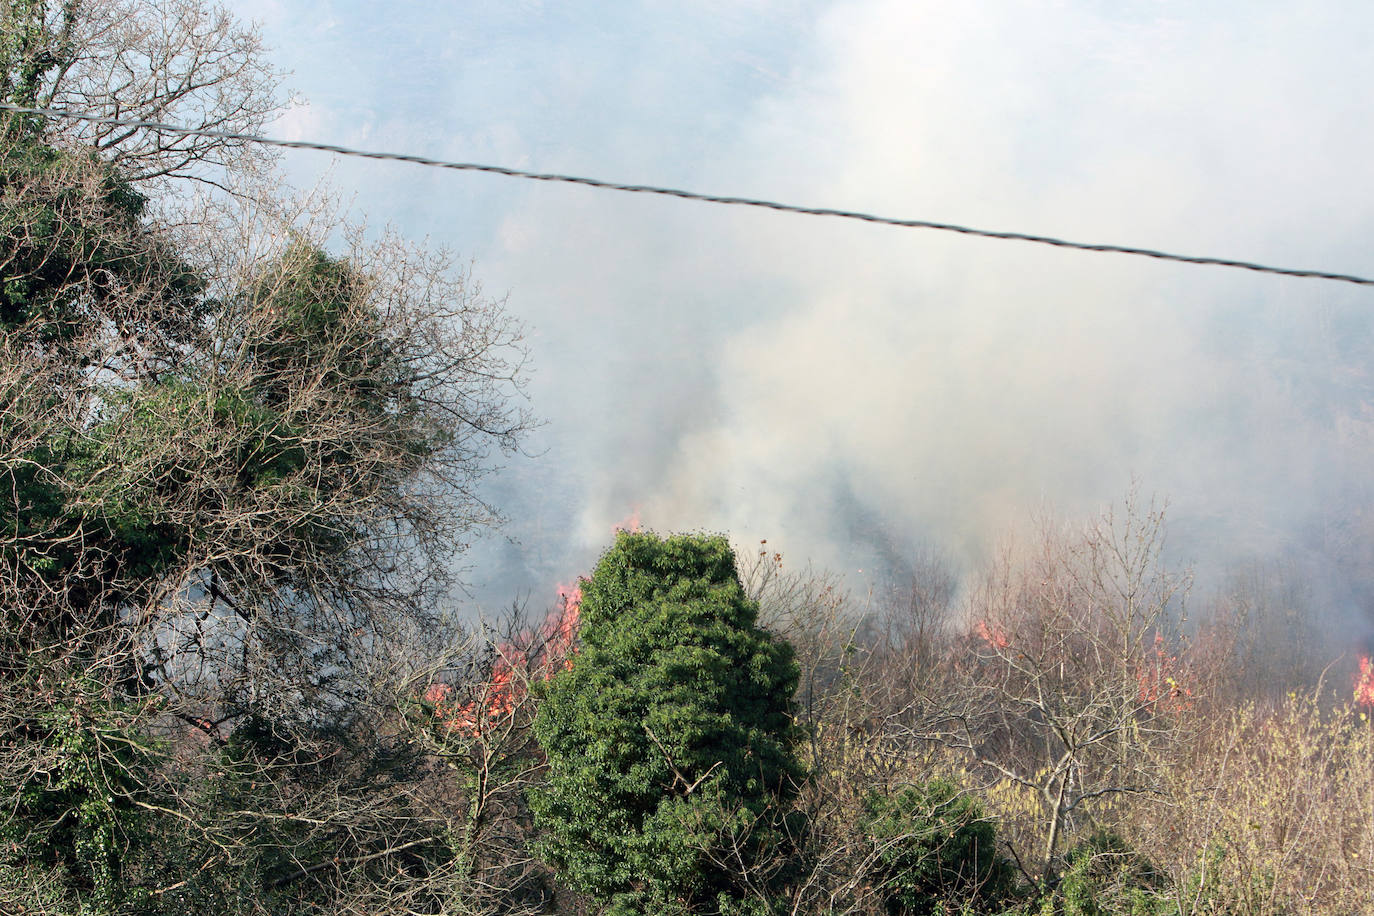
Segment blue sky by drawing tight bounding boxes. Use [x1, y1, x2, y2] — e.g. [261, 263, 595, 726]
[232, 0, 1374, 620]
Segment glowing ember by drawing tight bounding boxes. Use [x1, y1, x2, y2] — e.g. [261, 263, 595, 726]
[1355, 655, 1374, 707]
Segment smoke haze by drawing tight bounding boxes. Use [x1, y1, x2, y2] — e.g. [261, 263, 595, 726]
[242, 0, 1374, 631]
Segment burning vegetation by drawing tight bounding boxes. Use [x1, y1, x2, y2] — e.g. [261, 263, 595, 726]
[3, 0, 1369, 912]
[1356, 653, 1374, 708]
[424, 585, 581, 737]
[394, 503, 1374, 916]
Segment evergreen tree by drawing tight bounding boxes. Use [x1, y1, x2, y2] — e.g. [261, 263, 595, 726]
[531, 531, 805, 916]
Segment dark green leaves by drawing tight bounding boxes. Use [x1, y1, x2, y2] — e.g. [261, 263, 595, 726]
[532, 532, 805, 915]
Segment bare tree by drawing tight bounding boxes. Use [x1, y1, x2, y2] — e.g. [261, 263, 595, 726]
[2, 0, 286, 189]
[741, 548, 1004, 916]
[0, 117, 532, 916]
[121, 187, 533, 729]
[937, 492, 1193, 881]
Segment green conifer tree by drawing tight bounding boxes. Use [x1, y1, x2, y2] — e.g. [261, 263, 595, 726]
[531, 531, 805, 916]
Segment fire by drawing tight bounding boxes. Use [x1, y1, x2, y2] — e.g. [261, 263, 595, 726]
[423, 682, 475, 734]
[612, 507, 642, 534]
[975, 620, 1010, 650]
[424, 582, 582, 737]
[1137, 633, 1192, 713]
[1355, 655, 1374, 707]
[545, 582, 581, 671]
[555, 581, 582, 620]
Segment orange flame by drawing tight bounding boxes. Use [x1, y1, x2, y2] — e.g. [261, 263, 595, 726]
[425, 583, 582, 737]
[612, 507, 642, 534]
[555, 581, 582, 619]
[1355, 655, 1374, 708]
[975, 620, 1010, 650]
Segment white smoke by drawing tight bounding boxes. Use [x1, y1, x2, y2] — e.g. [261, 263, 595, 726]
[246, 0, 1374, 625]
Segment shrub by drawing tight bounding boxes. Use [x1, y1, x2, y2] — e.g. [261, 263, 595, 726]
[1050, 830, 1173, 916]
[530, 531, 805, 915]
[860, 779, 1015, 915]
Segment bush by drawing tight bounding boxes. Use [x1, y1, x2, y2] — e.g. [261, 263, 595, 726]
[530, 531, 805, 915]
[860, 779, 1015, 915]
[0, 663, 166, 915]
[1143, 693, 1374, 916]
[1049, 830, 1173, 916]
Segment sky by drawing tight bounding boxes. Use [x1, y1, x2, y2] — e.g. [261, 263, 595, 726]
[232, 0, 1374, 626]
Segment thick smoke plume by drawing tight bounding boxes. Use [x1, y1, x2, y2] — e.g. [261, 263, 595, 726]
[463, 1, 1374, 657]
[242, 0, 1374, 646]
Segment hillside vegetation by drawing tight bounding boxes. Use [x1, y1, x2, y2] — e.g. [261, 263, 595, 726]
[1, 2, 1370, 914]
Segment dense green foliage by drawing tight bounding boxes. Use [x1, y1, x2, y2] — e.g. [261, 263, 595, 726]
[0, 663, 165, 915]
[1039, 831, 1173, 916]
[531, 532, 806, 915]
[860, 780, 1015, 916]
[0, 134, 194, 349]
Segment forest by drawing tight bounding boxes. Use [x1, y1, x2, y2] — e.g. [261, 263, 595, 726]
[1, 1, 1371, 914]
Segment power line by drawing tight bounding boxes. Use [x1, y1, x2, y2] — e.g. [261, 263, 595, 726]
[4, 102, 1372, 287]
